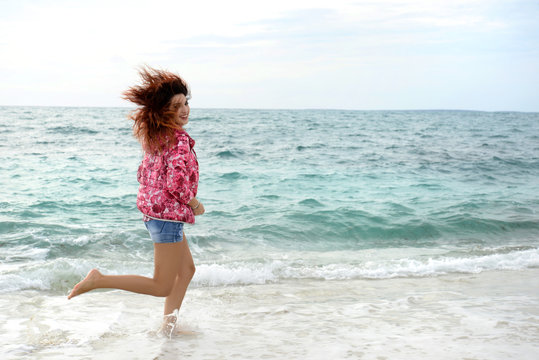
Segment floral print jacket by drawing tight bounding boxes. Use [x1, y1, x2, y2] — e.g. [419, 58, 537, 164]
[137, 130, 199, 224]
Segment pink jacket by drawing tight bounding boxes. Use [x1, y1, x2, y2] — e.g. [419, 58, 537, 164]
[136, 130, 199, 223]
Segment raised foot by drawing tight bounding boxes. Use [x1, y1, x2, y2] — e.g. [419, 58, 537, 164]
[67, 269, 102, 300]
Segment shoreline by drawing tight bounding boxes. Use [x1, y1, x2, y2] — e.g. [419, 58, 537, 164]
[1, 268, 538, 359]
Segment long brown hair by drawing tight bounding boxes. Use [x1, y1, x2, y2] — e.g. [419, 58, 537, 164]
[123, 66, 190, 154]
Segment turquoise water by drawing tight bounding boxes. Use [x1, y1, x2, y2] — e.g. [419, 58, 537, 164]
[1, 107, 539, 291]
[2, 106, 539, 359]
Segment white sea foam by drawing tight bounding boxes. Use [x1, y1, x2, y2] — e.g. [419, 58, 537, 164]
[1, 245, 49, 262]
[0, 257, 152, 294]
[305, 247, 539, 280]
[192, 247, 539, 286]
[1, 247, 537, 292]
[193, 261, 281, 286]
[2, 269, 538, 360]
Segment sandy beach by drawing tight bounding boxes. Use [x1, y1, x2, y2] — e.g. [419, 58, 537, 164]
[1, 268, 537, 359]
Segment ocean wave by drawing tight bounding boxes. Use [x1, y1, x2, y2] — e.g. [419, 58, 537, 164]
[193, 247, 539, 285]
[2, 247, 537, 292]
[297, 198, 324, 207]
[304, 248, 539, 280]
[47, 125, 99, 135]
[220, 171, 244, 180]
[278, 209, 539, 245]
[0, 258, 152, 293]
[215, 150, 244, 159]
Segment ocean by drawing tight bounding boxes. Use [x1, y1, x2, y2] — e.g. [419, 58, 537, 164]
[1, 106, 538, 359]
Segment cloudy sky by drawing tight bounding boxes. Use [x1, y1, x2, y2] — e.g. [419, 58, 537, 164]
[1, 0, 538, 110]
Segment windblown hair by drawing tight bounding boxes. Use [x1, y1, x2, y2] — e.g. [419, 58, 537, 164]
[123, 66, 190, 154]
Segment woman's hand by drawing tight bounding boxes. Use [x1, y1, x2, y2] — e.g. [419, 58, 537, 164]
[193, 202, 205, 216]
[188, 198, 205, 216]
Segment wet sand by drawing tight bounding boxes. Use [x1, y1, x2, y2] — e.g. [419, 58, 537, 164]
[1, 268, 538, 359]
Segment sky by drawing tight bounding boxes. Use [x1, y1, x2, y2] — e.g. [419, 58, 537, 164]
[0, 0, 538, 111]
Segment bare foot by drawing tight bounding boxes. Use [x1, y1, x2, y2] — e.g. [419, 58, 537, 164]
[159, 313, 178, 337]
[67, 269, 102, 299]
[158, 321, 198, 337]
[171, 326, 198, 336]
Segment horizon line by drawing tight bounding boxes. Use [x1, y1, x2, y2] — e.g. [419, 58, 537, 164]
[1, 104, 537, 113]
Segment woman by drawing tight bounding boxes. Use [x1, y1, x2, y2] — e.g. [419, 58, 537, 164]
[68, 67, 204, 332]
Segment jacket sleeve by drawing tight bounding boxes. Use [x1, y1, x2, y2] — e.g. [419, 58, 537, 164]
[165, 139, 195, 204]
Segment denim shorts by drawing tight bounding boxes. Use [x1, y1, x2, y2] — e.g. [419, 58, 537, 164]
[144, 219, 184, 243]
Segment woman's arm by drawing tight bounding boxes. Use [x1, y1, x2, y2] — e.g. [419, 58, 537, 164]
[165, 140, 197, 205]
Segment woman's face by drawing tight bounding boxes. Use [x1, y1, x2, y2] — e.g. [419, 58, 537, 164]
[169, 93, 190, 128]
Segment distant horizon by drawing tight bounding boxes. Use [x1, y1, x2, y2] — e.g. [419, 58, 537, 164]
[1, 104, 537, 113]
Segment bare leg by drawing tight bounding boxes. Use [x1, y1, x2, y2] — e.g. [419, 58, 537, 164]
[162, 233, 196, 331]
[68, 242, 183, 300]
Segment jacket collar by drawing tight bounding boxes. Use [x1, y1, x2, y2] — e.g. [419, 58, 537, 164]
[176, 129, 195, 148]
